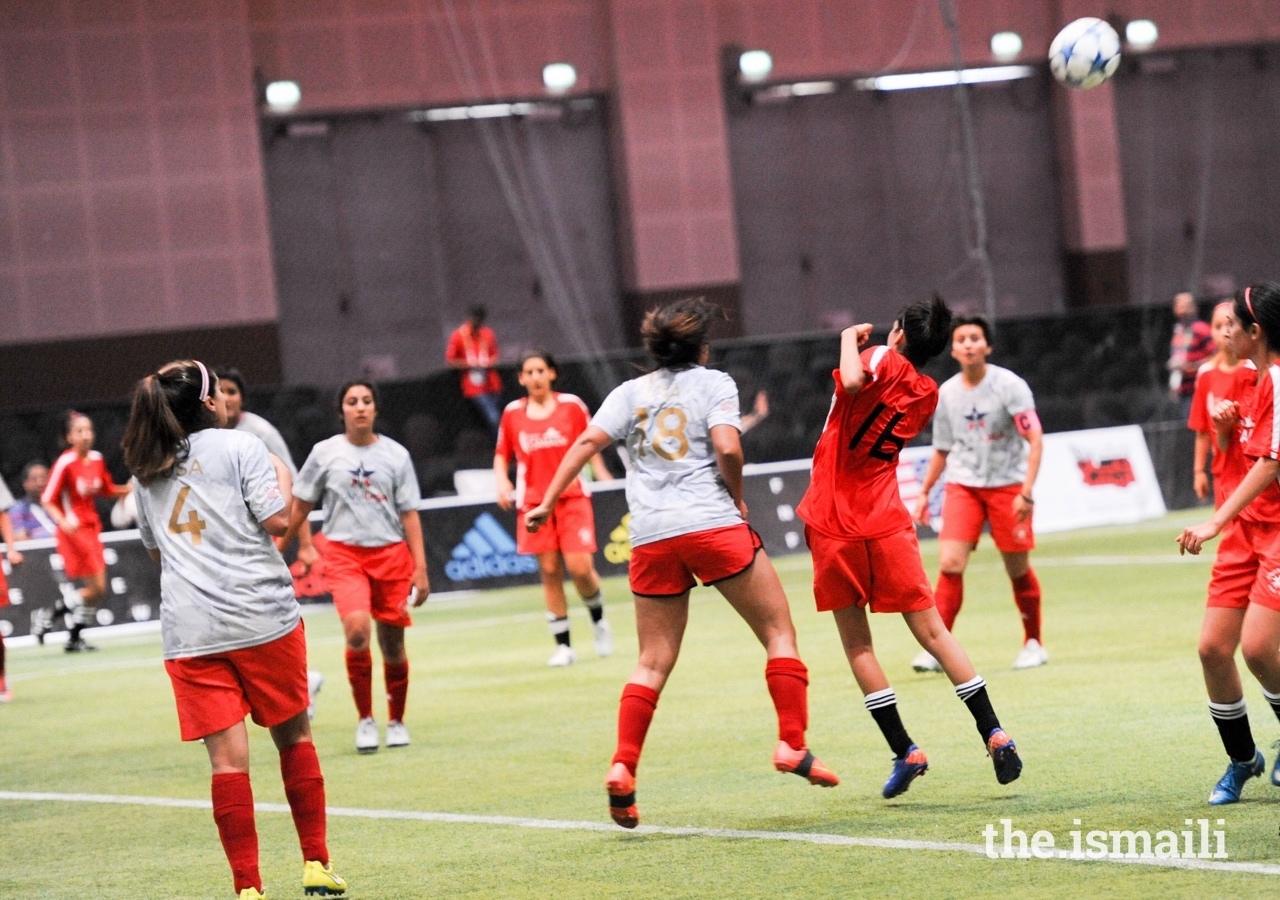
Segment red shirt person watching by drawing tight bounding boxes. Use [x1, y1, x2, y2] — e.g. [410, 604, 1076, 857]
[446, 306, 503, 431]
[1169, 291, 1214, 417]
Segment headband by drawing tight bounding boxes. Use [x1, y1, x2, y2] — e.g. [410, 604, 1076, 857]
[194, 360, 210, 401]
[1245, 286, 1254, 318]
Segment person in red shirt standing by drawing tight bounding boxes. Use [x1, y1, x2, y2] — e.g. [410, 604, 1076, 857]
[1170, 291, 1215, 421]
[1179, 282, 1280, 804]
[798, 295, 1022, 799]
[41, 411, 131, 652]
[495, 351, 614, 667]
[1189, 301, 1248, 505]
[446, 306, 503, 431]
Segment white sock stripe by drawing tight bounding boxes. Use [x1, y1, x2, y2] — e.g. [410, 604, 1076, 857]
[1262, 688, 1280, 704]
[546, 615, 570, 635]
[581, 592, 603, 608]
[864, 688, 897, 710]
[1209, 699, 1249, 719]
[954, 676, 985, 700]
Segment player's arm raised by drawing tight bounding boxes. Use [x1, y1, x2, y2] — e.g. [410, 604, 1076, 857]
[838, 323, 876, 394]
[525, 427, 612, 532]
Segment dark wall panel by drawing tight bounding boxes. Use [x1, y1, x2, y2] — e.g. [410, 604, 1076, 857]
[1115, 45, 1280, 305]
[262, 105, 623, 387]
[727, 74, 1065, 332]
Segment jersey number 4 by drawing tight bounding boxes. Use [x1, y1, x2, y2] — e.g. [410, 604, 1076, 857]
[849, 403, 906, 462]
[168, 486, 207, 545]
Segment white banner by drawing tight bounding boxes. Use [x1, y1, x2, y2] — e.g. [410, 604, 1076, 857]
[897, 424, 1167, 536]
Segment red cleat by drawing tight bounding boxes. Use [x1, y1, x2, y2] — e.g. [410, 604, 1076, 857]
[773, 741, 840, 787]
[606, 762, 639, 829]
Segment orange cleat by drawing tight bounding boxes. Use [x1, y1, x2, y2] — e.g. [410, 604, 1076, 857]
[773, 741, 840, 787]
[606, 762, 639, 829]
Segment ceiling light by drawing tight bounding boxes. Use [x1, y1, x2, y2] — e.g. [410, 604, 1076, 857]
[738, 50, 774, 84]
[1125, 19, 1158, 50]
[265, 80, 301, 111]
[542, 63, 577, 95]
[990, 31, 1023, 62]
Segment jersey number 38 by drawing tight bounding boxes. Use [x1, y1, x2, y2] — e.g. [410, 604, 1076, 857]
[634, 407, 690, 461]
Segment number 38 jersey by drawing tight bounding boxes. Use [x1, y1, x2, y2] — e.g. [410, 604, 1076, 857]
[133, 429, 298, 660]
[591, 366, 743, 547]
[798, 346, 939, 540]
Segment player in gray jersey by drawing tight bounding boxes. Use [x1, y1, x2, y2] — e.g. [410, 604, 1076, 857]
[911, 316, 1046, 672]
[526, 298, 838, 829]
[286, 380, 428, 755]
[121, 359, 346, 900]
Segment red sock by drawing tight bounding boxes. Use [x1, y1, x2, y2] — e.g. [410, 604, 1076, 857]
[764, 657, 809, 751]
[1012, 569, 1042, 643]
[385, 660, 409, 723]
[211, 772, 261, 894]
[612, 683, 660, 776]
[279, 741, 329, 864]
[345, 648, 373, 719]
[935, 572, 964, 631]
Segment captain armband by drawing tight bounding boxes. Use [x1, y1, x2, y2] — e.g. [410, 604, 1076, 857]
[1014, 410, 1041, 437]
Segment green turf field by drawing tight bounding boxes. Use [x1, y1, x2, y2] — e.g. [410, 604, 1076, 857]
[4, 509, 1280, 898]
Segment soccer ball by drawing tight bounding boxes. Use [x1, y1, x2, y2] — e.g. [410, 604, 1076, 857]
[1049, 17, 1121, 90]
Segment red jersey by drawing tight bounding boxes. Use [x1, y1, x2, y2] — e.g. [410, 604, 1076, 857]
[1189, 360, 1256, 505]
[1241, 363, 1280, 524]
[42, 448, 117, 530]
[495, 393, 591, 508]
[446, 324, 501, 398]
[798, 346, 938, 540]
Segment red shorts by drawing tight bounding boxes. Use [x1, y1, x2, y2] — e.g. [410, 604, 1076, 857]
[629, 524, 762, 598]
[324, 539, 415, 627]
[0, 564, 8, 607]
[1207, 518, 1280, 612]
[807, 526, 935, 614]
[56, 523, 106, 580]
[518, 495, 597, 555]
[164, 621, 310, 741]
[939, 483, 1035, 553]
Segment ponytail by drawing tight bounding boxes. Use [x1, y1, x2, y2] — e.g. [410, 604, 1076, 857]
[122, 360, 218, 485]
[641, 297, 725, 370]
[899, 293, 954, 368]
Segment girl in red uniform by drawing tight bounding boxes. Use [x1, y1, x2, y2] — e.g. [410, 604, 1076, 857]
[1189, 301, 1248, 505]
[41, 411, 131, 652]
[1179, 283, 1280, 804]
[495, 351, 613, 667]
[798, 296, 1022, 799]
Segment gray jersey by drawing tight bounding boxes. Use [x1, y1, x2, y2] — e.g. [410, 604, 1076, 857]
[133, 429, 299, 660]
[0, 479, 13, 512]
[592, 366, 742, 547]
[933, 364, 1036, 487]
[235, 411, 296, 474]
[294, 434, 420, 547]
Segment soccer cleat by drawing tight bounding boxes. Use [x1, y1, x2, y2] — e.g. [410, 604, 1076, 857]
[237, 889, 267, 900]
[355, 717, 379, 754]
[302, 859, 347, 896]
[986, 729, 1023, 785]
[386, 720, 410, 748]
[64, 638, 97, 653]
[606, 761, 639, 829]
[772, 740, 840, 787]
[1013, 639, 1048, 670]
[1271, 740, 1280, 787]
[911, 650, 942, 673]
[547, 644, 576, 667]
[882, 745, 929, 799]
[30, 608, 50, 644]
[307, 670, 324, 720]
[593, 618, 613, 658]
[1209, 750, 1265, 805]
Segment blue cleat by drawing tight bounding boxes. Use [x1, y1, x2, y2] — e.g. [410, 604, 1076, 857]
[1209, 750, 1264, 805]
[986, 729, 1023, 785]
[882, 745, 928, 799]
[1271, 741, 1280, 787]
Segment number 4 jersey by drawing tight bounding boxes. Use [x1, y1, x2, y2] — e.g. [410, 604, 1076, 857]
[133, 429, 299, 660]
[799, 346, 939, 540]
[592, 365, 743, 547]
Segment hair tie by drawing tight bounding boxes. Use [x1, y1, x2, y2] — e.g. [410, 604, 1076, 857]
[1245, 286, 1255, 318]
[194, 360, 210, 401]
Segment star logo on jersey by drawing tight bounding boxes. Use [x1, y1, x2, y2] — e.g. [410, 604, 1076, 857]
[963, 407, 987, 431]
[349, 463, 375, 488]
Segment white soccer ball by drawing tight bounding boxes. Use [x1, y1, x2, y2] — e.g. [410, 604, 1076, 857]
[1049, 17, 1121, 90]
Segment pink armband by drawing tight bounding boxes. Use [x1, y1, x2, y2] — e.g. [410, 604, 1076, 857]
[1014, 410, 1041, 436]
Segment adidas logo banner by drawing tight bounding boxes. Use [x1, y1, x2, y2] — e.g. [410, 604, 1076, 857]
[446, 512, 539, 581]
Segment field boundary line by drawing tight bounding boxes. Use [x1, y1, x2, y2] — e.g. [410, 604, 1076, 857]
[3, 791, 1280, 876]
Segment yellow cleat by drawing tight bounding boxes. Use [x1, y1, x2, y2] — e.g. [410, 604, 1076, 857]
[303, 859, 347, 896]
[237, 889, 267, 900]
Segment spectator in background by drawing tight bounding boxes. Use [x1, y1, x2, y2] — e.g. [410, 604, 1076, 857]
[10, 462, 54, 541]
[1170, 292, 1214, 420]
[446, 305, 503, 432]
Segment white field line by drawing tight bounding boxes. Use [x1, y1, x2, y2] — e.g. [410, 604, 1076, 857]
[1, 791, 1279, 877]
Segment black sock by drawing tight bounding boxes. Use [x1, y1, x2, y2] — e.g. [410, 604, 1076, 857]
[864, 688, 914, 757]
[955, 676, 1001, 740]
[68, 621, 83, 643]
[1210, 699, 1258, 762]
[547, 614, 571, 647]
[582, 592, 605, 624]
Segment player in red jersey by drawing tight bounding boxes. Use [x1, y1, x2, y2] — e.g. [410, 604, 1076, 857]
[1190, 301, 1249, 505]
[0, 478, 24, 702]
[798, 295, 1022, 798]
[1179, 283, 1280, 804]
[495, 350, 614, 667]
[40, 411, 131, 652]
